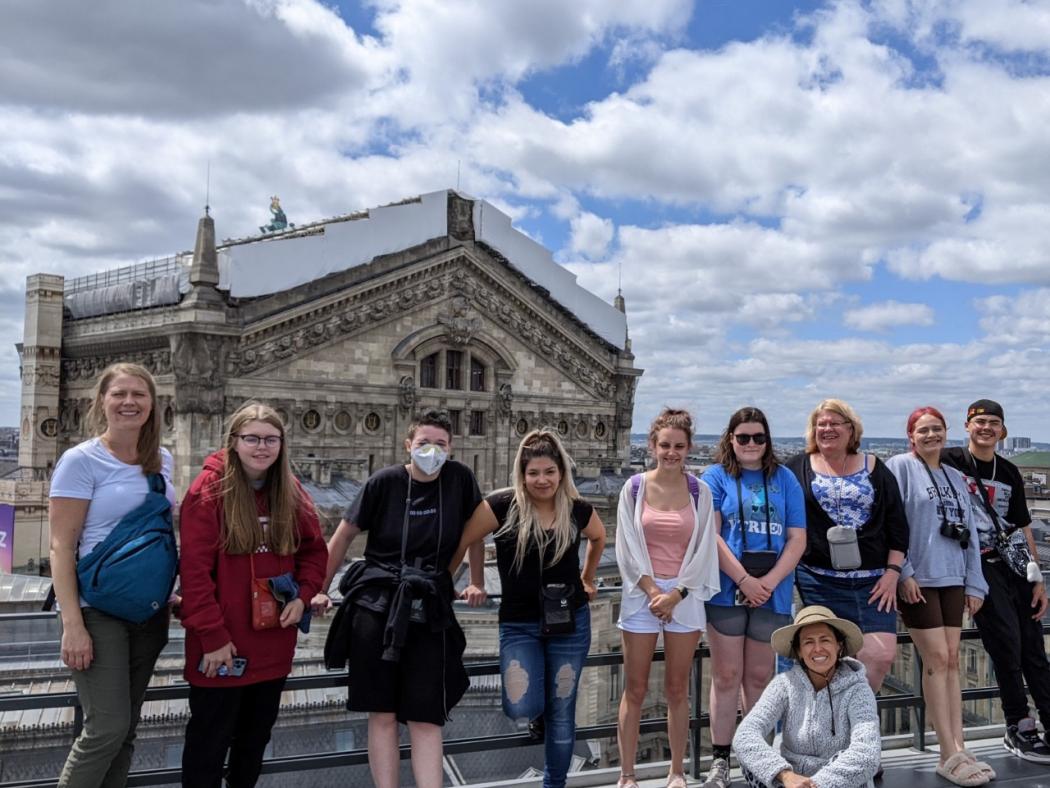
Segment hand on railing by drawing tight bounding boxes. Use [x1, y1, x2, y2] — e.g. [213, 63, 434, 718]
[460, 584, 488, 607]
[309, 593, 332, 616]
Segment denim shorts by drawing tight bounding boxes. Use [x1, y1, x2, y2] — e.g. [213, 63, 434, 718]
[795, 564, 897, 634]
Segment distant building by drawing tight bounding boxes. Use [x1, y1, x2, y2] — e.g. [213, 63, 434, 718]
[2, 190, 641, 572]
[1008, 436, 1032, 452]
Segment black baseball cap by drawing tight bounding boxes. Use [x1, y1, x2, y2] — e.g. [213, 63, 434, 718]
[966, 399, 1005, 422]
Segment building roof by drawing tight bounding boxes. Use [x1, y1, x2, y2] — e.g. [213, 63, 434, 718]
[1013, 451, 1050, 468]
[216, 190, 628, 348]
[0, 573, 52, 604]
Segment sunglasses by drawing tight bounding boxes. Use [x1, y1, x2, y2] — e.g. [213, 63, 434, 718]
[733, 433, 768, 446]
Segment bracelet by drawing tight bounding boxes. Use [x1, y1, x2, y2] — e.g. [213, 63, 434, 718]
[885, 563, 903, 574]
[738, 574, 749, 585]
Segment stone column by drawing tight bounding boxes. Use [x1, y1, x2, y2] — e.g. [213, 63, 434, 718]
[19, 274, 65, 480]
[170, 332, 227, 490]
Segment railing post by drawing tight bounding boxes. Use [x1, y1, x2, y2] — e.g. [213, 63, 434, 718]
[911, 642, 926, 751]
[691, 646, 703, 779]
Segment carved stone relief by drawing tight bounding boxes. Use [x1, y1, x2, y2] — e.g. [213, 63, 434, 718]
[171, 333, 225, 414]
[437, 295, 480, 346]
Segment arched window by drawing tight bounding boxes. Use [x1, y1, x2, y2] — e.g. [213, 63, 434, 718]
[420, 352, 438, 388]
[446, 350, 463, 390]
[470, 356, 485, 392]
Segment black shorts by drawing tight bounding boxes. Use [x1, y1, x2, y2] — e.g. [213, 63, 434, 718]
[347, 605, 468, 726]
[900, 585, 965, 629]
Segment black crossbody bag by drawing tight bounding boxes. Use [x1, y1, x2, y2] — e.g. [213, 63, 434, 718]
[538, 539, 575, 636]
[965, 451, 1031, 579]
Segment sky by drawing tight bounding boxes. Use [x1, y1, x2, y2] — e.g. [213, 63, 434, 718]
[2, 0, 1049, 441]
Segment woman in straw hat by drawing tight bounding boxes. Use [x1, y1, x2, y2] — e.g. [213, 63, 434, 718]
[733, 606, 881, 788]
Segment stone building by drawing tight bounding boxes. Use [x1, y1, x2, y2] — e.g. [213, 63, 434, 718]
[3, 189, 640, 571]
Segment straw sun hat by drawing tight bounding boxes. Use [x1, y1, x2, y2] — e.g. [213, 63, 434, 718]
[770, 605, 864, 660]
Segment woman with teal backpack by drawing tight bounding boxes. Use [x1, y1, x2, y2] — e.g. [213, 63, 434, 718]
[49, 362, 176, 788]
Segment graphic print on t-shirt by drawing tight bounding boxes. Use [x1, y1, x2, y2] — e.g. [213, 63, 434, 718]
[958, 474, 1014, 551]
[923, 481, 965, 526]
[741, 479, 784, 538]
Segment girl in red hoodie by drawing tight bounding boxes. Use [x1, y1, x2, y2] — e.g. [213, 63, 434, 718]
[179, 402, 327, 787]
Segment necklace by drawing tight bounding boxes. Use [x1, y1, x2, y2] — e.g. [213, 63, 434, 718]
[821, 452, 850, 477]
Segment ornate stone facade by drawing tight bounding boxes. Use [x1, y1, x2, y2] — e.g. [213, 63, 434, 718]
[6, 190, 641, 570]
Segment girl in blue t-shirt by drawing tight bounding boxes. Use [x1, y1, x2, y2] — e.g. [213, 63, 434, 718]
[699, 407, 806, 788]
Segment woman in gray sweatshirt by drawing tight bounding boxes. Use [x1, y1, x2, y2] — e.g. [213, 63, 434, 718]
[885, 407, 991, 786]
[733, 605, 880, 788]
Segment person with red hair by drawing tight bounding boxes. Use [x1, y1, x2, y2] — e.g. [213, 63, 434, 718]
[886, 407, 990, 786]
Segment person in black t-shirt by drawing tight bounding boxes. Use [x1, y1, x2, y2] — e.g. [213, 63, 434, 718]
[450, 429, 605, 788]
[315, 410, 483, 788]
[942, 399, 1050, 765]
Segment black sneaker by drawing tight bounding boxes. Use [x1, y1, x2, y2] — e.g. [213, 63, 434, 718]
[1004, 719, 1050, 763]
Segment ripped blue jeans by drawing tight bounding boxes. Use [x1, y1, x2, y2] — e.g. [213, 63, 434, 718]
[499, 605, 591, 788]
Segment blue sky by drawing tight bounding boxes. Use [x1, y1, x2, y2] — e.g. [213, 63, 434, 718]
[1, 0, 1049, 439]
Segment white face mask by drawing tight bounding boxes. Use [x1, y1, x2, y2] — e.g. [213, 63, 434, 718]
[411, 444, 447, 476]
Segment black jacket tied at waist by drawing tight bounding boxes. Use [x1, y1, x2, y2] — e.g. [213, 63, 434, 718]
[324, 559, 461, 668]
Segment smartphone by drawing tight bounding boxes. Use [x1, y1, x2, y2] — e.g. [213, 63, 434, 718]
[735, 589, 747, 606]
[198, 656, 248, 677]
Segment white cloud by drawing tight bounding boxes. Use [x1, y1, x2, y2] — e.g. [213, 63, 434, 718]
[4, 0, 1050, 437]
[843, 300, 935, 332]
[568, 212, 614, 259]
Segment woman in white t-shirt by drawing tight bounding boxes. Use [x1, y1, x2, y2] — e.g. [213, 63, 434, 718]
[48, 362, 175, 788]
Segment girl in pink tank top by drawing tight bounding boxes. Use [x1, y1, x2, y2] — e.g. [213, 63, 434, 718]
[641, 501, 694, 577]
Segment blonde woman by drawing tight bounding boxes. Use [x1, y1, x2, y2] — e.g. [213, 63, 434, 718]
[615, 408, 720, 788]
[786, 399, 910, 693]
[179, 402, 327, 787]
[49, 363, 175, 788]
[453, 429, 606, 788]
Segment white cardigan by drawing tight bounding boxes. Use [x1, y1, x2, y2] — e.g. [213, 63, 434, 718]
[615, 472, 721, 630]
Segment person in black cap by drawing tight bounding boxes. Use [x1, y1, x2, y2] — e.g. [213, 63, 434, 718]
[942, 399, 1050, 763]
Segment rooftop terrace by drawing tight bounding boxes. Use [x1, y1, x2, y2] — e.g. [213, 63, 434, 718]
[3, 608, 1050, 787]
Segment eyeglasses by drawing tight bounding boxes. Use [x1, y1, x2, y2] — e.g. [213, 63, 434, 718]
[815, 420, 851, 430]
[733, 433, 768, 446]
[237, 434, 282, 448]
[970, 418, 1003, 429]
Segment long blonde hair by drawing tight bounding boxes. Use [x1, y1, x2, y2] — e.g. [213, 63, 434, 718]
[220, 402, 302, 555]
[86, 362, 162, 475]
[496, 429, 580, 574]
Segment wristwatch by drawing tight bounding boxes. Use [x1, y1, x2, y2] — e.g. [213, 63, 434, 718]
[675, 586, 689, 599]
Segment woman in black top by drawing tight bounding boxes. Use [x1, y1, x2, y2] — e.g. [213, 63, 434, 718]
[452, 429, 605, 788]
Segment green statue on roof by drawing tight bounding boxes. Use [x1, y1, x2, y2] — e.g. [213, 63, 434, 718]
[259, 195, 294, 234]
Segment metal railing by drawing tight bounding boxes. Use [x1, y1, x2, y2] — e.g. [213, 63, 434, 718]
[0, 611, 1040, 788]
[64, 256, 186, 295]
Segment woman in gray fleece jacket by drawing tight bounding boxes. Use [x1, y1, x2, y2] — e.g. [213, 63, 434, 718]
[733, 606, 880, 788]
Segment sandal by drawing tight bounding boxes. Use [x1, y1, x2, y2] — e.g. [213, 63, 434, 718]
[936, 751, 990, 787]
[618, 775, 640, 788]
[961, 750, 996, 780]
[667, 774, 689, 788]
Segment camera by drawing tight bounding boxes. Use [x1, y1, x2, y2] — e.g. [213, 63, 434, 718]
[940, 521, 969, 549]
